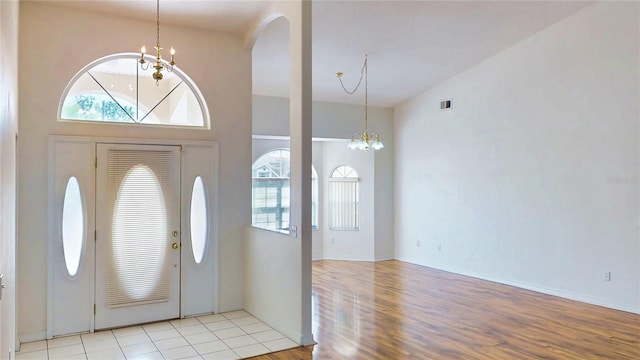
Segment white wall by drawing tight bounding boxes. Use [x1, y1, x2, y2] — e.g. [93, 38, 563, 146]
[253, 95, 395, 261]
[395, 1, 640, 313]
[251, 138, 324, 259]
[373, 111, 394, 261]
[253, 95, 393, 141]
[244, 227, 302, 342]
[323, 141, 375, 260]
[18, 2, 252, 340]
[0, 0, 19, 357]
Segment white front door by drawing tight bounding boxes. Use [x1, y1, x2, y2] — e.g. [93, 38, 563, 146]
[95, 144, 181, 329]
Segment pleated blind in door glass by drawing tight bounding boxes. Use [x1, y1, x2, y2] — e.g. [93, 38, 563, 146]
[107, 149, 174, 307]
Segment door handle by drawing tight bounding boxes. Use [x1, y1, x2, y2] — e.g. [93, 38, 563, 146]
[172, 242, 179, 249]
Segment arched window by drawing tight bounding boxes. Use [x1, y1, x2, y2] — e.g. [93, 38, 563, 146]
[251, 149, 318, 232]
[329, 166, 359, 230]
[59, 53, 209, 128]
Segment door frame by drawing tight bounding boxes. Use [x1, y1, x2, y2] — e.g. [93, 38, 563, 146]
[95, 143, 182, 330]
[47, 135, 219, 337]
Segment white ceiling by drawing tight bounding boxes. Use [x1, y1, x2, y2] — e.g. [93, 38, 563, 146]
[43, 0, 271, 34]
[43, 0, 592, 108]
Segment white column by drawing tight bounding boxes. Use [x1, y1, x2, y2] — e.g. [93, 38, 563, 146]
[288, 0, 314, 345]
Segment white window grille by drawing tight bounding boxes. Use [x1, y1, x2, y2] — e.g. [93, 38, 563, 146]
[59, 53, 209, 128]
[251, 149, 319, 231]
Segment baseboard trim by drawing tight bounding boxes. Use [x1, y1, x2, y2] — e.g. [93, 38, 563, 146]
[244, 307, 302, 346]
[19, 331, 47, 344]
[493, 277, 639, 315]
[317, 256, 395, 262]
[321, 256, 375, 261]
[399, 259, 640, 315]
[300, 333, 316, 346]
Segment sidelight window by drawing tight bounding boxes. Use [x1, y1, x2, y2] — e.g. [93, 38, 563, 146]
[62, 176, 85, 277]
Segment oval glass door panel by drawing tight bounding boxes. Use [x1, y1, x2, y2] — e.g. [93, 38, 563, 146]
[113, 165, 167, 300]
[190, 176, 208, 264]
[62, 176, 85, 277]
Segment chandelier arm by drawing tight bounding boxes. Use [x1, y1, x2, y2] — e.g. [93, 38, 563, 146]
[138, 0, 174, 85]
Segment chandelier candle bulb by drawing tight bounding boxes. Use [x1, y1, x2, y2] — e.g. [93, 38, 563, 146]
[138, 0, 175, 85]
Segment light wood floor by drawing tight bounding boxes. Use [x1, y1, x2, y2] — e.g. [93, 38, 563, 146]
[250, 260, 640, 359]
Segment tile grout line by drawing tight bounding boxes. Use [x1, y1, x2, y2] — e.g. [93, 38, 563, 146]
[79, 332, 88, 360]
[32, 312, 293, 360]
[191, 312, 251, 359]
[112, 328, 142, 360]
[196, 313, 239, 359]
[170, 319, 201, 360]
[111, 330, 128, 360]
[141, 323, 170, 360]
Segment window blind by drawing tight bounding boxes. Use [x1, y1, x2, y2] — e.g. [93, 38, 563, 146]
[328, 179, 359, 230]
[107, 150, 174, 307]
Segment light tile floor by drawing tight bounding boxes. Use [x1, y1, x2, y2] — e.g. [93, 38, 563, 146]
[16, 311, 298, 360]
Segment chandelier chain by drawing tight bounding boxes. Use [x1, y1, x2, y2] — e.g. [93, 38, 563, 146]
[156, 0, 160, 51]
[338, 54, 383, 151]
[139, 0, 175, 85]
[337, 56, 367, 95]
[364, 55, 368, 132]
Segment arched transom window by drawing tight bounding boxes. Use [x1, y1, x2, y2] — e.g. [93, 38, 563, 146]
[59, 53, 209, 128]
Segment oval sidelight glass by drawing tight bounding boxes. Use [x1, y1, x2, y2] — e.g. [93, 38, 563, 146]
[62, 176, 85, 277]
[190, 176, 208, 264]
[113, 165, 167, 299]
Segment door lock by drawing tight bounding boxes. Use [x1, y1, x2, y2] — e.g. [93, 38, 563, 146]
[172, 242, 179, 249]
[172, 230, 179, 237]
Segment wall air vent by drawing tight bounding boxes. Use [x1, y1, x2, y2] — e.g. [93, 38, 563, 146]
[440, 99, 452, 110]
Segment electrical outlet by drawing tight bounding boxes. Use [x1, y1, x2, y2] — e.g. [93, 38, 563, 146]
[437, 244, 442, 251]
[416, 240, 420, 247]
[604, 272, 611, 281]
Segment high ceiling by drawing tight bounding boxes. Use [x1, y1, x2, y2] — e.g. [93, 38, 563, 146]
[43, 0, 592, 107]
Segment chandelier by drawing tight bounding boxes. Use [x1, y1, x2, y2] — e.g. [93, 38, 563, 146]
[336, 54, 384, 151]
[139, 0, 175, 86]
